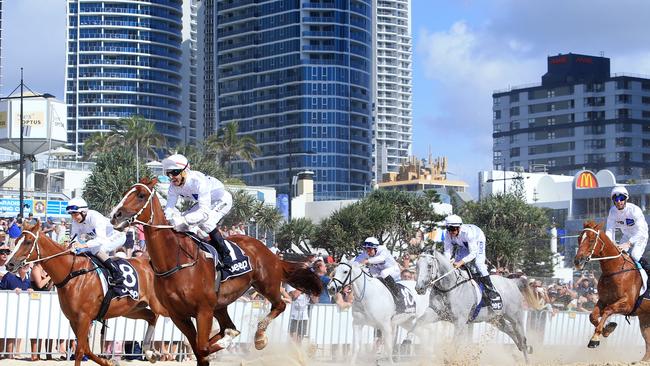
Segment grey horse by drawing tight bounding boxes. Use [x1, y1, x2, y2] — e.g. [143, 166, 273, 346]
[414, 251, 539, 363]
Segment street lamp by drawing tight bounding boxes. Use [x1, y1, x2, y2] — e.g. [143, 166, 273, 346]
[0, 68, 55, 217]
[485, 159, 526, 194]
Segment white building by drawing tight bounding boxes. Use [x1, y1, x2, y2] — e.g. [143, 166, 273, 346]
[373, 0, 413, 181]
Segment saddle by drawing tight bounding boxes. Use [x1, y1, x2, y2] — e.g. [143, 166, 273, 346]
[87, 256, 140, 321]
[185, 233, 252, 283]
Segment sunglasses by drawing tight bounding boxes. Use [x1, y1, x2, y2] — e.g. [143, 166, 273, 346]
[166, 169, 184, 177]
[446, 226, 460, 232]
[0, 250, 10, 255]
[612, 195, 627, 203]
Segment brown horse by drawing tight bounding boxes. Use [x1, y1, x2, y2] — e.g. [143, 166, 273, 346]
[574, 220, 650, 359]
[110, 177, 322, 366]
[5, 221, 168, 366]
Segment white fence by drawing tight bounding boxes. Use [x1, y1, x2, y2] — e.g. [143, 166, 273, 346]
[0, 290, 644, 360]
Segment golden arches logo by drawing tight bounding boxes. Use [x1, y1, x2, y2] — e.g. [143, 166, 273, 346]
[576, 172, 598, 189]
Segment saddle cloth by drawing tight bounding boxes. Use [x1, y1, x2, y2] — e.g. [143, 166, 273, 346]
[378, 278, 416, 314]
[640, 266, 648, 297]
[186, 233, 252, 282]
[92, 257, 140, 301]
[468, 279, 503, 321]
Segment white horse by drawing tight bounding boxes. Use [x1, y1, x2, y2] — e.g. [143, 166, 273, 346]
[327, 256, 429, 364]
[414, 251, 539, 363]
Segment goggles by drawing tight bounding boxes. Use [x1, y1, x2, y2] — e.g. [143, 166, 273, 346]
[0, 249, 10, 255]
[166, 169, 184, 177]
[446, 226, 460, 232]
[66, 205, 85, 213]
[612, 194, 627, 203]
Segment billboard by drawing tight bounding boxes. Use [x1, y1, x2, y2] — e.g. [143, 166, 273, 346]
[575, 170, 599, 189]
[0, 198, 68, 217]
[0, 97, 68, 154]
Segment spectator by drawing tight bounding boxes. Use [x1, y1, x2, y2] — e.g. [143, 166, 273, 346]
[400, 269, 414, 281]
[305, 253, 318, 266]
[30, 263, 52, 292]
[399, 255, 415, 273]
[578, 292, 598, 312]
[42, 217, 56, 239]
[268, 243, 279, 255]
[575, 277, 598, 299]
[0, 264, 33, 360]
[132, 250, 145, 258]
[56, 219, 69, 245]
[123, 227, 136, 257]
[334, 285, 354, 310]
[286, 283, 310, 344]
[136, 224, 146, 251]
[0, 244, 10, 280]
[311, 260, 332, 304]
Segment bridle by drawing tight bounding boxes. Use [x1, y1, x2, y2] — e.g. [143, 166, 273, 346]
[115, 183, 172, 229]
[419, 253, 462, 293]
[581, 228, 622, 262]
[17, 230, 73, 267]
[330, 262, 369, 301]
[116, 182, 198, 277]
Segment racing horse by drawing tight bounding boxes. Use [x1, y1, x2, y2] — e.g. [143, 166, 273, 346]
[5, 221, 168, 366]
[110, 177, 322, 366]
[327, 256, 430, 364]
[574, 221, 650, 360]
[414, 251, 539, 363]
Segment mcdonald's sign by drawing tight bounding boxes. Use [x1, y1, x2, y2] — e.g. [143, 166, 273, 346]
[576, 171, 599, 189]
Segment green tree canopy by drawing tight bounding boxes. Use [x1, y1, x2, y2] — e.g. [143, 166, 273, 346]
[458, 193, 552, 276]
[109, 115, 166, 161]
[83, 149, 152, 216]
[277, 217, 316, 254]
[207, 121, 261, 174]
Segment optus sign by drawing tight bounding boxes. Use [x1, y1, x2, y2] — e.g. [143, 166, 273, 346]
[575, 171, 599, 189]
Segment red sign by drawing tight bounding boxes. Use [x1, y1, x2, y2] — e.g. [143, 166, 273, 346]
[550, 56, 568, 64]
[576, 56, 593, 64]
[576, 171, 598, 189]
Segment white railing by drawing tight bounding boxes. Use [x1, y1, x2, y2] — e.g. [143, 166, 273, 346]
[0, 290, 644, 361]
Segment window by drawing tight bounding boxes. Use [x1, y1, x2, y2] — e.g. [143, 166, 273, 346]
[615, 137, 632, 147]
[510, 107, 519, 116]
[584, 139, 606, 149]
[493, 110, 501, 119]
[510, 121, 520, 130]
[616, 124, 632, 132]
[510, 94, 519, 103]
[510, 147, 520, 157]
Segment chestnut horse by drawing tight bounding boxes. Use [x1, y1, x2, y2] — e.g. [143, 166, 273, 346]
[5, 221, 168, 366]
[574, 221, 650, 360]
[110, 177, 322, 366]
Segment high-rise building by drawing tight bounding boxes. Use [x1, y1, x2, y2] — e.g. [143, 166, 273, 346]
[0, 0, 3, 91]
[181, 0, 201, 144]
[493, 53, 650, 181]
[200, 0, 217, 138]
[373, 0, 412, 181]
[65, 0, 184, 154]
[214, 0, 375, 199]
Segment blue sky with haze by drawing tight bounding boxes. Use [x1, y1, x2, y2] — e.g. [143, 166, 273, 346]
[3, 0, 650, 197]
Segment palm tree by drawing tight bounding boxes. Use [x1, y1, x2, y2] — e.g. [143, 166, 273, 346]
[109, 116, 166, 161]
[174, 144, 227, 181]
[277, 218, 315, 254]
[254, 204, 284, 240]
[206, 121, 261, 175]
[82, 132, 117, 160]
[223, 189, 259, 228]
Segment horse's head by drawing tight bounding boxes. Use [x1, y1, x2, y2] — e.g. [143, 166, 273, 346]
[111, 177, 159, 230]
[327, 256, 362, 297]
[574, 221, 607, 269]
[415, 252, 438, 295]
[5, 220, 43, 273]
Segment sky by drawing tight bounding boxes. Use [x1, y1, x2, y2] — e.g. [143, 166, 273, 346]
[3, 0, 650, 197]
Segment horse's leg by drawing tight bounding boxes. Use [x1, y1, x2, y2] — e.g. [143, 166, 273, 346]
[211, 308, 240, 349]
[70, 316, 113, 366]
[588, 299, 632, 348]
[253, 289, 287, 350]
[639, 312, 650, 361]
[498, 316, 529, 364]
[196, 307, 223, 360]
[381, 322, 395, 364]
[589, 301, 604, 327]
[167, 315, 202, 365]
[125, 307, 160, 362]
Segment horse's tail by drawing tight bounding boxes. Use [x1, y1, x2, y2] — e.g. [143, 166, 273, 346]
[280, 260, 322, 296]
[516, 277, 543, 310]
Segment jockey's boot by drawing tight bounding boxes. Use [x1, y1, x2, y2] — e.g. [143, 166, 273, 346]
[209, 228, 233, 269]
[383, 275, 405, 313]
[103, 257, 125, 288]
[478, 275, 503, 311]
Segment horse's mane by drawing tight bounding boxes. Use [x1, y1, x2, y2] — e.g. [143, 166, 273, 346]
[584, 220, 603, 230]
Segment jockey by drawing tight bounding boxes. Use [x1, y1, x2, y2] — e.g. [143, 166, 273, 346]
[443, 214, 502, 311]
[606, 186, 649, 271]
[162, 153, 234, 269]
[66, 197, 126, 286]
[357, 237, 405, 310]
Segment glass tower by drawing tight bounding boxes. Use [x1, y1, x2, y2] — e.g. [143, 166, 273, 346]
[65, 0, 184, 154]
[215, 0, 374, 199]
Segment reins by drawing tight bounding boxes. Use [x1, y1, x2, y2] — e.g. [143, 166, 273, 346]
[420, 253, 470, 293]
[331, 262, 369, 301]
[582, 228, 623, 262]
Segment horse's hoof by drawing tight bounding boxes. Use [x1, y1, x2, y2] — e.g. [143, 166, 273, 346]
[110, 359, 121, 366]
[587, 340, 600, 348]
[254, 334, 268, 350]
[144, 349, 160, 363]
[603, 322, 618, 337]
[225, 328, 241, 338]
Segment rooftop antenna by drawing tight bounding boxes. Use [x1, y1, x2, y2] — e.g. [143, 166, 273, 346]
[600, 51, 604, 57]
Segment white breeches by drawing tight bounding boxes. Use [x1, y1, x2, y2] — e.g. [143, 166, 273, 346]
[456, 241, 489, 277]
[85, 231, 127, 255]
[372, 265, 401, 281]
[622, 236, 648, 262]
